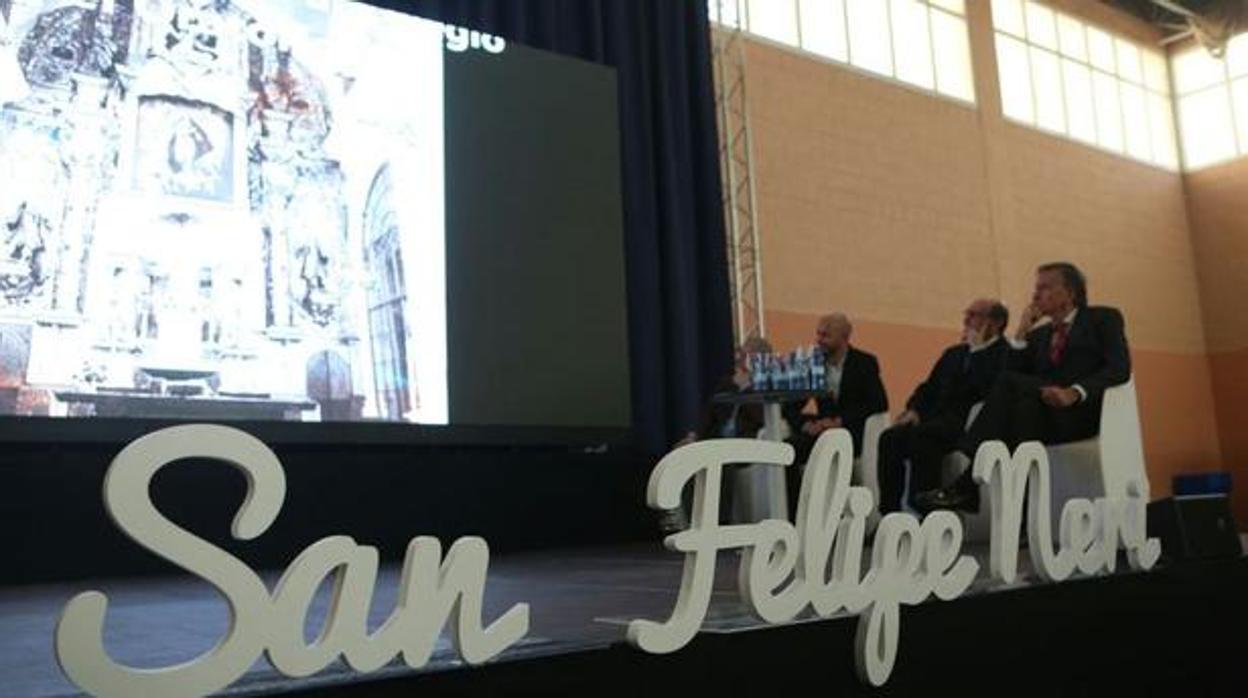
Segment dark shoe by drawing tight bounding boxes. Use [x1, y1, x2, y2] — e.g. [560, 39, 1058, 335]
[658, 508, 688, 533]
[913, 482, 980, 514]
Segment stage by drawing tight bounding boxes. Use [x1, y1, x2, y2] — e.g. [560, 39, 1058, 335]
[3, 538, 1246, 697]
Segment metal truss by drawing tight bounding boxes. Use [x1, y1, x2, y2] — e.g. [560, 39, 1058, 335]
[710, 0, 765, 345]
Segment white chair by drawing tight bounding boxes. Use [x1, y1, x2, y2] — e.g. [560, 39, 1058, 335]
[941, 403, 993, 541]
[1045, 376, 1149, 525]
[942, 377, 1148, 541]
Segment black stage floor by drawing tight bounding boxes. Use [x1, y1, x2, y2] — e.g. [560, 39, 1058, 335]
[3, 539, 1247, 697]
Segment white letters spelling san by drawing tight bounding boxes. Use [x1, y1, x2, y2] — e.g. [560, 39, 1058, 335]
[55, 425, 529, 698]
[628, 429, 1161, 686]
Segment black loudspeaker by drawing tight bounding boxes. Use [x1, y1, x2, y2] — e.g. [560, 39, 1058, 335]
[1147, 495, 1243, 562]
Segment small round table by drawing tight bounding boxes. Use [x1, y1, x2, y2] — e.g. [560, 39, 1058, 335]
[709, 388, 828, 521]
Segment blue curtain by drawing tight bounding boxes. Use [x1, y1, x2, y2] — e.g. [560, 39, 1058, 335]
[379, 0, 735, 452]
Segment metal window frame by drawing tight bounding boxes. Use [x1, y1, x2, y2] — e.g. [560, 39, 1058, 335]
[994, 1, 1179, 170]
[710, 0, 975, 105]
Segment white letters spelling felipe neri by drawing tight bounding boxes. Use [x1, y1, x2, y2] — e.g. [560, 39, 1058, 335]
[55, 425, 529, 698]
[628, 429, 1161, 687]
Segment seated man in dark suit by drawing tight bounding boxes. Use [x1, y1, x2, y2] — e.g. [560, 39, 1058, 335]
[914, 262, 1131, 513]
[784, 313, 888, 516]
[876, 299, 1011, 515]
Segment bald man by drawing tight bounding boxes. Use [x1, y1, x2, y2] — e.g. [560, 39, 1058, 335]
[783, 313, 888, 515]
[876, 299, 1011, 514]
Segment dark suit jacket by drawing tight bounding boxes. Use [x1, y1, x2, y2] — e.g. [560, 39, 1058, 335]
[1011, 304, 1131, 415]
[785, 346, 888, 452]
[907, 338, 1010, 427]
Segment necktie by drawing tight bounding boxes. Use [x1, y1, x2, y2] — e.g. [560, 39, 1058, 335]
[1049, 322, 1070, 365]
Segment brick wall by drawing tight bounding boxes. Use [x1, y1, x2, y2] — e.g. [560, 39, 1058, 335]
[1186, 158, 1248, 523]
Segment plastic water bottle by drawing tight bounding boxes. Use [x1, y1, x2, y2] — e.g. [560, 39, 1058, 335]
[750, 353, 768, 391]
[792, 348, 808, 390]
[811, 345, 826, 391]
[770, 354, 787, 391]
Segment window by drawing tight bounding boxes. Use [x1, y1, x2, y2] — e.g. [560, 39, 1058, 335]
[363, 166, 415, 421]
[930, 9, 973, 100]
[890, 0, 931, 88]
[708, 0, 744, 30]
[847, 0, 893, 77]
[798, 0, 849, 62]
[1031, 45, 1065, 132]
[708, 0, 975, 103]
[1172, 33, 1248, 170]
[991, 0, 1177, 169]
[1062, 58, 1096, 144]
[746, 0, 799, 46]
[997, 33, 1034, 122]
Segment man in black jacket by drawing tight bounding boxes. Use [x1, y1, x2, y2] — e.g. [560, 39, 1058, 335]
[876, 299, 1011, 515]
[914, 262, 1131, 513]
[785, 313, 888, 516]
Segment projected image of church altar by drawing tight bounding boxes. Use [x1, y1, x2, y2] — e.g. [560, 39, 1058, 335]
[0, 0, 448, 424]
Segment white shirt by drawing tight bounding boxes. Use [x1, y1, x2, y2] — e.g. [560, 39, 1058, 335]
[825, 352, 846, 398]
[969, 335, 1001, 354]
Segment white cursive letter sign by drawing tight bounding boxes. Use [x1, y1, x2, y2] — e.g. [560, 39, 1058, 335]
[628, 430, 979, 686]
[629, 430, 1161, 686]
[55, 425, 528, 698]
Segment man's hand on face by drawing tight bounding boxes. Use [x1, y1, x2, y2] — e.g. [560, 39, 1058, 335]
[1015, 303, 1042, 341]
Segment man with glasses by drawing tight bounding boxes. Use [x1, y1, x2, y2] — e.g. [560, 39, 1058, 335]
[876, 299, 1011, 515]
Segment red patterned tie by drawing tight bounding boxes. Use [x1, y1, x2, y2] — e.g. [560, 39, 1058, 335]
[1049, 321, 1070, 365]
